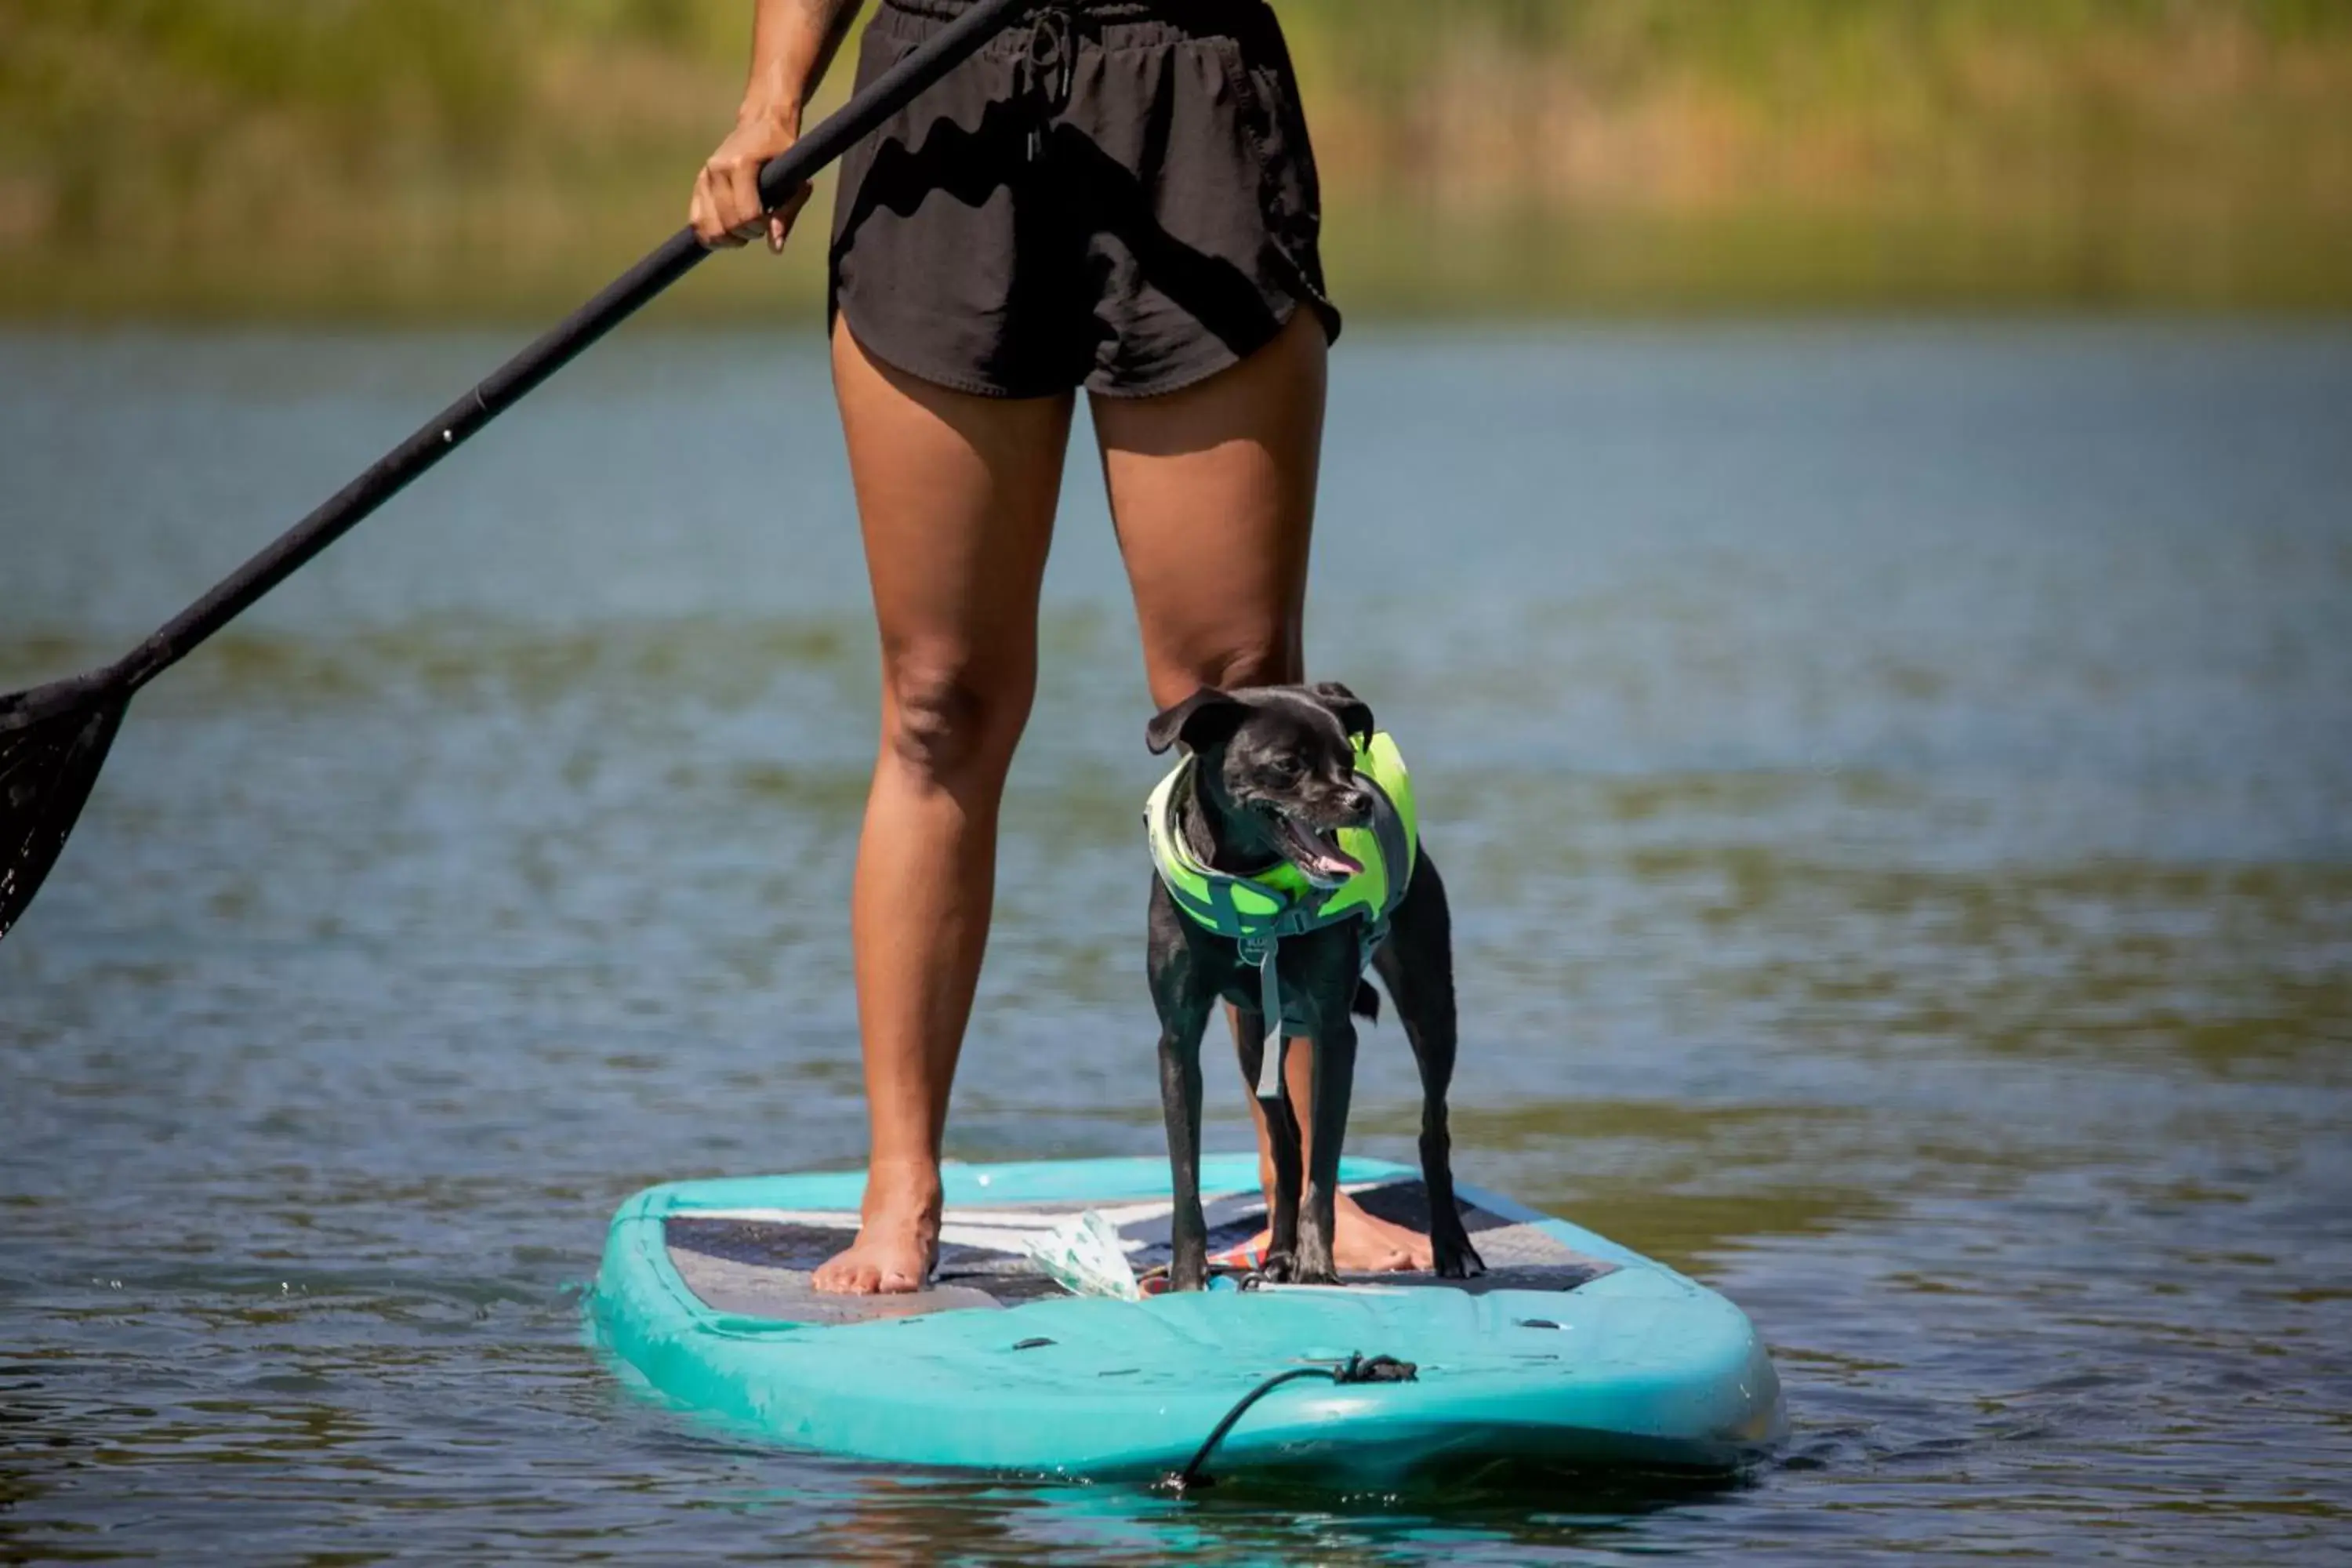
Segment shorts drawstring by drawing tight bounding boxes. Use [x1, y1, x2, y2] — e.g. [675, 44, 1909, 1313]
[1017, 4, 1076, 161]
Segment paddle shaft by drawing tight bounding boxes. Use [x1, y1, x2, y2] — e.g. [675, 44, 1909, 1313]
[105, 0, 1031, 697]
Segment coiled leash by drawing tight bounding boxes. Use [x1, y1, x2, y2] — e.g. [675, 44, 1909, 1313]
[1167, 1352, 1420, 1493]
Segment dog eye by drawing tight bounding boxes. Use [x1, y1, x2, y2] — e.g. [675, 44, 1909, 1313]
[1263, 757, 1302, 783]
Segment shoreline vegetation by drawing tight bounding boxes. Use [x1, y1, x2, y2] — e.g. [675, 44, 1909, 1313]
[3, 0, 2349, 321]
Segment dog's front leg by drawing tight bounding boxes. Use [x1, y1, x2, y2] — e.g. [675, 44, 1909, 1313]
[1156, 1002, 1214, 1292]
[1235, 1011, 1304, 1280]
[1294, 1016, 1358, 1285]
[1149, 887, 1219, 1291]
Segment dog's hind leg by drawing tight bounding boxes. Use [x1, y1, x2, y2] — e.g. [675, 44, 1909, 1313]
[1234, 1008, 1304, 1281]
[1373, 853, 1485, 1279]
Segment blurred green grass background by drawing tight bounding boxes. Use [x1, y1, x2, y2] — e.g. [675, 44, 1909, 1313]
[3, 0, 2348, 319]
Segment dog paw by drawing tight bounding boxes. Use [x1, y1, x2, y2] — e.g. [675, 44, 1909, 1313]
[1434, 1238, 1486, 1279]
[1291, 1237, 1341, 1285]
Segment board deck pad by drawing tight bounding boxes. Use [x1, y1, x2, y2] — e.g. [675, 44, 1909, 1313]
[662, 1175, 1619, 1324]
[592, 1154, 1785, 1479]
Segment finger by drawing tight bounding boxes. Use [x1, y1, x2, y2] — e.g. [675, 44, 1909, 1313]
[692, 169, 746, 249]
[713, 159, 764, 245]
[768, 180, 813, 253]
[724, 158, 768, 243]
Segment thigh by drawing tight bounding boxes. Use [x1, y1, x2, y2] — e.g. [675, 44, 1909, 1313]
[833, 321, 1073, 713]
[1091, 310, 1327, 708]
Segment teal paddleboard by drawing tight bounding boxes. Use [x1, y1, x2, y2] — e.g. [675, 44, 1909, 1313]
[590, 1153, 1783, 1484]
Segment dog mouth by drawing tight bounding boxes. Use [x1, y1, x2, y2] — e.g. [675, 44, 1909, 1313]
[1273, 814, 1362, 887]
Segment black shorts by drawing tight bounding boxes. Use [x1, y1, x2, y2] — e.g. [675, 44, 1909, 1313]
[827, 0, 1341, 399]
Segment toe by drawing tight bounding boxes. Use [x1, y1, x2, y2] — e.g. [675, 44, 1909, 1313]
[811, 1254, 877, 1295]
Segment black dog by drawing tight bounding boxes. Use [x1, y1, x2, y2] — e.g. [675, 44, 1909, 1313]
[1145, 681, 1483, 1289]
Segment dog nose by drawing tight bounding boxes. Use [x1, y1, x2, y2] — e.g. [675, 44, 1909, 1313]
[1340, 787, 1372, 822]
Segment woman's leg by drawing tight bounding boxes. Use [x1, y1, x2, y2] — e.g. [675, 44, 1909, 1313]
[813, 322, 1073, 1294]
[1093, 310, 1433, 1274]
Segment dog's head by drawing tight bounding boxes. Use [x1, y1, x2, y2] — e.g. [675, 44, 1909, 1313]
[1146, 682, 1377, 887]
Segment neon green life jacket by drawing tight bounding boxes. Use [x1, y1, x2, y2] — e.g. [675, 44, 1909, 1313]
[1145, 731, 1419, 1099]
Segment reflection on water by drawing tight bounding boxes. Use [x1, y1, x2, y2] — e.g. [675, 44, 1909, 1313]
[3, 324, 2349, 1561]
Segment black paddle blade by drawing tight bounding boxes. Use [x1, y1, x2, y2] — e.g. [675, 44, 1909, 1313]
[0, 679, 129, 942]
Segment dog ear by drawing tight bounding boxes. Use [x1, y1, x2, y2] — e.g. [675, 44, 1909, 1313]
[1309, 681, 1376, 746]
[1146, 688, 1247, 756]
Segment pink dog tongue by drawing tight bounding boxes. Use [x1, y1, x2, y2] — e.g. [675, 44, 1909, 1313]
[1287, 821, 1361, 880]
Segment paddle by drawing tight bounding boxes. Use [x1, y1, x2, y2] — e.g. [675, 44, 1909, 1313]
[0, 0, 1032, 942]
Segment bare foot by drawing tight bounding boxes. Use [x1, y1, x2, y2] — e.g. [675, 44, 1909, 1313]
[1222, 1189, 1436, 1274]
[811, 1164, 939, 1295]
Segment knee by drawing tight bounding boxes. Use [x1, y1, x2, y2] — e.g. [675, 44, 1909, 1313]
[884, 651, 1031, 788]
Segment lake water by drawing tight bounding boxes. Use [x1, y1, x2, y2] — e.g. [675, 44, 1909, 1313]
[3, 321, 2350, 1562]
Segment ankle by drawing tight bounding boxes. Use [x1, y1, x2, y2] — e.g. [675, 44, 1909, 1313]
[860, 1153, 943, 1222]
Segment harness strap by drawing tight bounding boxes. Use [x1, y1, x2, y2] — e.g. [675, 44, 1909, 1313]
[1250, 938, 1285, 1101]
